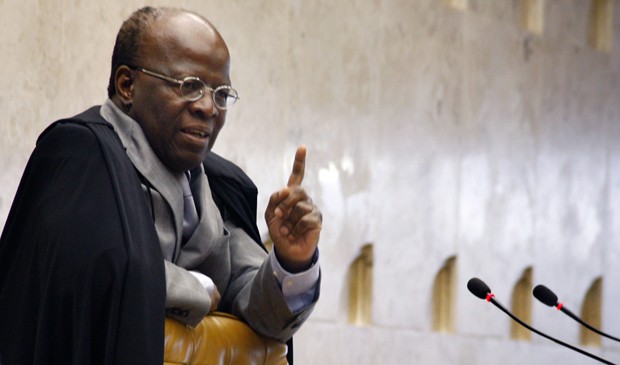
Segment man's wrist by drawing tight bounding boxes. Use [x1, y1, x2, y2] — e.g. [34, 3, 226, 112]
[274, 248, 318, 273]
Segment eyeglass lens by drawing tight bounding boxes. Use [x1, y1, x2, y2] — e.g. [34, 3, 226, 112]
[180, 78, 238, 109]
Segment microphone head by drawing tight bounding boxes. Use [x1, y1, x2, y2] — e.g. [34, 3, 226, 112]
[467, 277, 492, 300]
[533, 285, 559, 307]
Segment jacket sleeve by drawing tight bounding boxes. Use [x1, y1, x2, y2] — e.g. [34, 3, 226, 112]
[163, 261, 213, 326]
[223, 224, 320, 342]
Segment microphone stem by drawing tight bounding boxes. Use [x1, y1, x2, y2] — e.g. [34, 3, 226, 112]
[560, 307, 620, 343]
[489, 298, 616, 365]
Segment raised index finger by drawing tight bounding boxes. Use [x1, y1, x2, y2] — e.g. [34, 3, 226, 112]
[287, 145, 306, 187]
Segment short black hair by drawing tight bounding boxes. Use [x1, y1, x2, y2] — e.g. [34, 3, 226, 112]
[107, 7, 216, 98]
[107, 7, 185, 98]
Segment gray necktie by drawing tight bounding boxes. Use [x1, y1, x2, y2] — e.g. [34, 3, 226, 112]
[181, 170, 199, 243]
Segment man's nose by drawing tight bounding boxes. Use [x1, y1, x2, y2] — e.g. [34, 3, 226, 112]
[188, 92, 218, 118]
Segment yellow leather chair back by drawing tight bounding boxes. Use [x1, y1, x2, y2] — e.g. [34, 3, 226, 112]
[164, 312, 288, 365]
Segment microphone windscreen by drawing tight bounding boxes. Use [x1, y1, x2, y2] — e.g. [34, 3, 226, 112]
[467, 278, 492, 299]
[533, 285, 558, 307]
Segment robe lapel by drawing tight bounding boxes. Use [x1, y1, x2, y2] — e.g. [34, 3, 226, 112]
[100, 101, 185, 256]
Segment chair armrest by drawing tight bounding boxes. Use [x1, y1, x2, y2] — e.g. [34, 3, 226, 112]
[164, 312, 288, 365]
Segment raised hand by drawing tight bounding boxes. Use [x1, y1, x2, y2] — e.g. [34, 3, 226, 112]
[265, 146, 322, 272]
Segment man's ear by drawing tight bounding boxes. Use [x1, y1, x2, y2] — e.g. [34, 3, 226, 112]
[114, 65, 135, 108]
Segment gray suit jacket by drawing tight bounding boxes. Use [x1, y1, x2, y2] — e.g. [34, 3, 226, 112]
[101, 100, 317, 342]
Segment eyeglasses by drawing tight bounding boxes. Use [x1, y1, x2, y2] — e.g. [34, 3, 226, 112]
[134, 67, 239, 110]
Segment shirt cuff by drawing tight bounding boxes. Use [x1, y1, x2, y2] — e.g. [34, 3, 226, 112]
[189, 270, 216, 298]
[269, 249, 320, 297]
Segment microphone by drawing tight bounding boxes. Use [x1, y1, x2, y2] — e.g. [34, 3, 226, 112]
[467, 278, 616, 365]
[533, 284, 620, 343]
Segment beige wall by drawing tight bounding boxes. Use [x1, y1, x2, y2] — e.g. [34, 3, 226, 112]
[1, 1, 620, 364]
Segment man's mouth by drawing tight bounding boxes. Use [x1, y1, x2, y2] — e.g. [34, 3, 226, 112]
[182, 128, 209, 138]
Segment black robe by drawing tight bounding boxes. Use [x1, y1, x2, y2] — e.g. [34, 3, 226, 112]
[0, 106, 270, 364]
[0, 108, 166, 364]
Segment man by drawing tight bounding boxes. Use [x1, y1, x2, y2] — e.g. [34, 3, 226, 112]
[0, 6, 321, 364]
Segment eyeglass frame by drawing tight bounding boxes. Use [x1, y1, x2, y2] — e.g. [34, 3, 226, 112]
[131, 66, 239, 110]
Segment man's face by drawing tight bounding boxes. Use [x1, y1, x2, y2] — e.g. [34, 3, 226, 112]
[128, 13, 231, 173]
